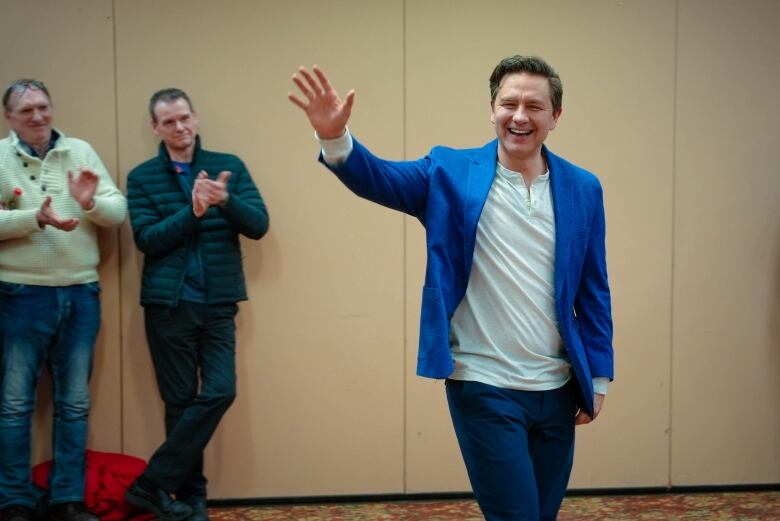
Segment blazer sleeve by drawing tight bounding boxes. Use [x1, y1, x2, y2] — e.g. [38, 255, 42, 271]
[321, 137, 430, 220]
[573, 181, 614, 380]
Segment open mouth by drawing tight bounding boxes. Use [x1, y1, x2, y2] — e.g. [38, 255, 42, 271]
[508, 128, 532, 136]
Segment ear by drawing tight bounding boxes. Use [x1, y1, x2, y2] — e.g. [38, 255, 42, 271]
[150, 119, 161, 137]
[489, 100, 496, 125]
[550, 108, 563, 130]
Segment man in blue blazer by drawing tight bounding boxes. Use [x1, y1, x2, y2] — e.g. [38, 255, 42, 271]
[289, 55, 613, 521]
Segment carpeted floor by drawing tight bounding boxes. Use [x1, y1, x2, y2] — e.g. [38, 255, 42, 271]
[208, 491, 780, 520]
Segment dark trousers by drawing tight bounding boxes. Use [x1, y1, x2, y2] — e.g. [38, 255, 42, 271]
[142, 302, 238, 499]
[446, 379, 577, 521]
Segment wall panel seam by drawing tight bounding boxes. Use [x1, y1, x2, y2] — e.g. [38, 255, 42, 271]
[402, 0, 408, 495]
[110, 0, 125, 452]
[668, 0, 680, 489]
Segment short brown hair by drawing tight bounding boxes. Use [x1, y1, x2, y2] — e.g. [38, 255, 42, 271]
[489, 56, 562, 113]
[149, 88, 194, 121]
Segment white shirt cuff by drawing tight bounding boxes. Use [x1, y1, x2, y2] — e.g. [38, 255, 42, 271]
[316, 128, 353, 166]
[592, 377, 609, 395]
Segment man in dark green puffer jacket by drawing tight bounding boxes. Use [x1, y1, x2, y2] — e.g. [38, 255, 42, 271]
[125, 88, 268, 521]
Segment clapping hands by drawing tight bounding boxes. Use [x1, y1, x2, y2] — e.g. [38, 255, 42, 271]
[192, 170, 231, 217]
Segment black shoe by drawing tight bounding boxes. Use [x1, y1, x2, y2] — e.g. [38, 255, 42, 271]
[49, 502, 98, 521]
[0, 505, 32, 521]
[182, 497, 209, 521]
[125, 481, 192, 521]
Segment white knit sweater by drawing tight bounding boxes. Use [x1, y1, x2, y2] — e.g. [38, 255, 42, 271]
[0, 130, 126, 286]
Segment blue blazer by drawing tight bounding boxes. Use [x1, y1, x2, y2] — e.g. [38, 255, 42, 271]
[324, 137, 613, 416]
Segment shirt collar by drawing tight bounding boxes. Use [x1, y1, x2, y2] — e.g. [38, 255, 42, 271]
[496, 161, 550, 183]
[17, 129, 61, 158]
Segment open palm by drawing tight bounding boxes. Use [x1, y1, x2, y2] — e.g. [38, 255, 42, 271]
[68, 168, 98, 210]
[288, 65, 355, 139]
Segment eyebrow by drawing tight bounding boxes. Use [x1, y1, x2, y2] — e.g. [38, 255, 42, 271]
[499, 94, 549, 105]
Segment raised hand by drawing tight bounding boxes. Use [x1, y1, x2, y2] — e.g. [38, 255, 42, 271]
[288, 65, 355, 139]
[37, 196, 79, 231]
[68, 168, 99, 210]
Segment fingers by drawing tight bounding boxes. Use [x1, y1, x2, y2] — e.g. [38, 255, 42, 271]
[193, 171, 209, 193]
[192, 172, 229, 209]
[78, 169, 99, 185]
[292, 74, 314, 101]
[192, 197, 207, 217]
[312, 65, 333, 92]
[37, 195, 80, 231]
[57, 218, 80, 231]
[68, 168, 98, 182]
[574, 411, 593, 425]
[342, 89, 356, 118]
[288, 92, 307, 110]
[298, 67, 324, 97]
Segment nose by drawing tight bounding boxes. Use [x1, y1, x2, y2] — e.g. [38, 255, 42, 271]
[512, 107, 529, 124]
[31, 109, 45, 122]
[174, 121, 184, 131]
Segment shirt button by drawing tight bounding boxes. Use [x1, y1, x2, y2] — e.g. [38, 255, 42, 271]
[30, 176, 36, 180]
[23, 162, 28, 167]
[42, 186, 47, 191]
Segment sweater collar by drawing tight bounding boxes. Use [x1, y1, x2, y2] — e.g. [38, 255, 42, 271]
[9, 128, 66, 159]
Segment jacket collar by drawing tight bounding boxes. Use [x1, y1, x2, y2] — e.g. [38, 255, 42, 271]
[463, 140, 499, 277]
[157, 134, 202, 171]
[547, 146, 574, 302]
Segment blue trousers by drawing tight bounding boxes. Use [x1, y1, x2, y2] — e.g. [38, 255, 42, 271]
[446, 379, 577, 521]
[0, 282, 100, 508]
[141, 302, 237, 499]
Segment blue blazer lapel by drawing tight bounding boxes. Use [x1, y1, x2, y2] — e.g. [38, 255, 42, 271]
[463, 141, 498, 277]
[548, 147, 573, 301]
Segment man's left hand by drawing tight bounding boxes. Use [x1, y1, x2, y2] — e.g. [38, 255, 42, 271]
[68, 168, 99, 210]
[575, 393, 605, 425]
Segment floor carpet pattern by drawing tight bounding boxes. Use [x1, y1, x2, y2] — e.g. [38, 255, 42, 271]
[208, 491, 780, 520]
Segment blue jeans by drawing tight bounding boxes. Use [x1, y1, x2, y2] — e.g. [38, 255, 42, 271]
[0, 282, 100, 508]
[446, 379, 577, 521]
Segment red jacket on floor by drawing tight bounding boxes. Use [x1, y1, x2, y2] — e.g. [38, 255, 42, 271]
[32, 450, 154, 521]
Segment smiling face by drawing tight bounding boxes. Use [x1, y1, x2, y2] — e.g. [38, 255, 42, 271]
[151, 97, 198, 157]
[4, 87, 53, 150]
[490, 72, 561, 172]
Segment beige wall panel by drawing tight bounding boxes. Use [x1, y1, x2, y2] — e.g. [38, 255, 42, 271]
[672, 0, 780, 485]
[115, 0, 406, 498]
[0, 0, 122, 463]
[404, 0, 676, 491]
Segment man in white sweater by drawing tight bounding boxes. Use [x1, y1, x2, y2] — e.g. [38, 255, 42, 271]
[0, 79, 126, 521]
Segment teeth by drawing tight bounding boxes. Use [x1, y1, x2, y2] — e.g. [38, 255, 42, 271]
[509, 129, 532, 136]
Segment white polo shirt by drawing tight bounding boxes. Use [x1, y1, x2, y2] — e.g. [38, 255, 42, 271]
[449, 162, 570, 390]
